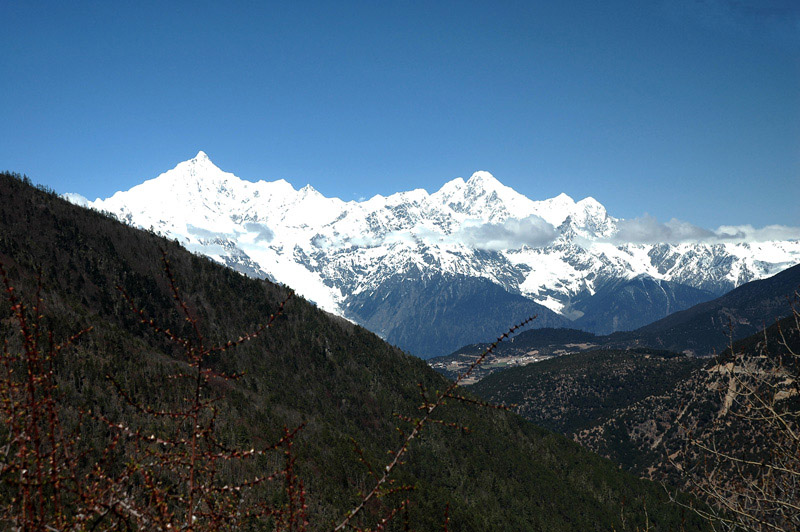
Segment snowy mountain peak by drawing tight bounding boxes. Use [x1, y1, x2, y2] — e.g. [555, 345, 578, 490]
[431, 178, 465, 200]
[387, 188, 429, 205]
[185, 150, 222, 172]
[431, 171, 539, 222]
[464, 171, 517, 202]
[568, 196, 616, 238]
[162, 151, 235, 189]
[577, 196, 602, 210]
[175, 151, 219, 176]
[466, 170, 501, 189]
[79, 153, 800, 332]
[554, 192, 574, 203]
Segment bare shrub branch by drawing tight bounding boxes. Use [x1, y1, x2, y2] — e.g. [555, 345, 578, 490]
[671, 296, 800, 531]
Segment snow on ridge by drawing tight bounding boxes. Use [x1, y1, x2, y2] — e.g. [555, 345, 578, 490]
[62, 192, 90, 207]
[79, 152, 800, 320]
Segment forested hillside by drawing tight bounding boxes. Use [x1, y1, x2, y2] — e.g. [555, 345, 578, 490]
[0, 171, 708, 530]
[470, 349, 706, 438]
[468, 305, 800, 531]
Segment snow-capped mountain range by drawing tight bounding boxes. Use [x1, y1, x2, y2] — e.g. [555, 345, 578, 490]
[69, 151, 800, 356]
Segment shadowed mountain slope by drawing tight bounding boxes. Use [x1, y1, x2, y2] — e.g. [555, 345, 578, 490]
[469, 348, 706, 438]
[466, 297, 800, 501]
[615, 261, 800, 355]
[573, 276, 716, 335]
[0, 172, 707, 530]
[345, 273, 568, 358]
[431, 262, 800, 383]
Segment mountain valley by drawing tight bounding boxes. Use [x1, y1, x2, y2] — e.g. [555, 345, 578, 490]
[431, 262, 800, 382]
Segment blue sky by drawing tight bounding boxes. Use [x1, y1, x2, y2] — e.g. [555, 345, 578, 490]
[2, 0, 798, 228]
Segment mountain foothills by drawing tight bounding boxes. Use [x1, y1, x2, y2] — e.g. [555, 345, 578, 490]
[0, 171, 711, 530]
[468, 313, 800, 529]
[69, 152, 800, 357]
[574, 313, 800, 487]
[467, 274, 800, 530]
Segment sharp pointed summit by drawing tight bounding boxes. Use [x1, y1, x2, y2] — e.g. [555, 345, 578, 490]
[466, 170, 502, 188]
[167, 150, 231, 186]
[185, 150, 219, 171]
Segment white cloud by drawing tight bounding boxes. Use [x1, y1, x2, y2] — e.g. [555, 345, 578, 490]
[454, 215, 558, 251]
[715, 224, 800, 242]
[606, 215, 800, 244]
[610, 216, 716, 244]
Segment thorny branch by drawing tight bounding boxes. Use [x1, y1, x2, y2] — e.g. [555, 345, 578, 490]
[333, 315, 536, 531]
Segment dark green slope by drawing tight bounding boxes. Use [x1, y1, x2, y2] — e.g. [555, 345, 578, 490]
[467, 306, 800, 490]
[573, 311, 800, 487]
[469, 349, 705, 437]
[613, 262, 800, 355]
[0, 172, 706, 530]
